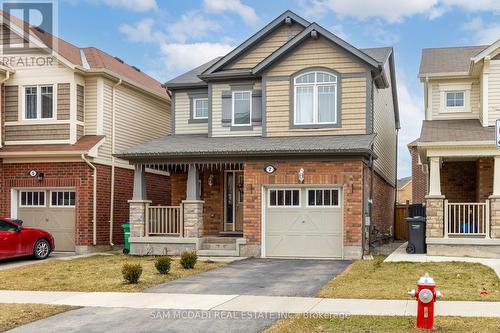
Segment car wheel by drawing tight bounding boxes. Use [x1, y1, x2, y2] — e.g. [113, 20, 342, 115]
[33, 239, 51, 260]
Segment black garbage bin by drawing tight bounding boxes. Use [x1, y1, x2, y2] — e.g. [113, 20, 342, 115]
[406, 216, 426, 254]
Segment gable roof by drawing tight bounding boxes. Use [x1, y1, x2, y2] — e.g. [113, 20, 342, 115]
[472, 38, 500, 63]
[166, 57, 221, 89]
[419, 45, 488, 77]
[397, 176, 412, 189]
[202, 10, 310, 75]
[1, 12, 168, 98]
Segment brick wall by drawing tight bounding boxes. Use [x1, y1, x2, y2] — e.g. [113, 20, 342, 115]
[243, 160, 364, 246]
[477, 158, 493, 202]
[410, 146, 427, 204]
[200, 170, 224, 235]
[170, 171, 187, 206]
[0, 161, 170, 247]
[440, 161, 476, 202]
[371, 171, 395, 235]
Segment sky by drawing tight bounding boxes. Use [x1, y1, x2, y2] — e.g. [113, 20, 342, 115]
[51, 0, 500, 177]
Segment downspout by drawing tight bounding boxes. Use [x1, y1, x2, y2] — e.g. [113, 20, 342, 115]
[109, 79, 122, 247]
[393, 129, 399, 237]
[82, 154, 97, 246]
[0, 71, 11, 148]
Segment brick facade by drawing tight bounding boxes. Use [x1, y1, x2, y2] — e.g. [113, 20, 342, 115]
[440, 161, 477, 202]
[200, 170, 224, 235]
[0, 161, 170, 249]
[410, 146, 427, 204]
[371, 171, 396, 235]
[477, 158, 493, 202]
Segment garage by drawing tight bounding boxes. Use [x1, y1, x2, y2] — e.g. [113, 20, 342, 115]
[16, 189, 76, 252]
[264, 187, 343, 258]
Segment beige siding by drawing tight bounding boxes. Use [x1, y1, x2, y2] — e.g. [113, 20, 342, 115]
[77, 84, 84, 122]
[98, 79, 114, 158]
[1, 24, 25, 45]
[174, 91, 208, 134]
[265, 37, 367, 77]
[430, 79, 480, 120]
[488, 61, 500, 125]
[227, 23, 303, 69]
[265, 77, 366, 136]
[211, 83, 262, 137]
[4, 85, 18, 122]
[373, 61, 396, 185]
[57, 83, 70, 120]
[5, 124, 70, 141]
[84, 77, 98, 135]
[77, 124, 84, 139]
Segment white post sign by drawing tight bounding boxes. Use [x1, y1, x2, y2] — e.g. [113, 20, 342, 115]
[497, 120, 500, 148]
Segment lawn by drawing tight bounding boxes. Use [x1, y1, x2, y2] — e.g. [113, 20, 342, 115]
[0, 303, 75, 332]
[265, 315, 500, 333]
[317, 257, 500, 301]
[0, 254, 225, 292]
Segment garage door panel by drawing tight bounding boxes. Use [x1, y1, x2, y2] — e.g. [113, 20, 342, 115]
[266, 234, 342, 258]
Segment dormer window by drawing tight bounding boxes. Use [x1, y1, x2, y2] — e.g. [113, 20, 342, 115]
[446, 91, 464, 108]
[293, 70, 338, 126]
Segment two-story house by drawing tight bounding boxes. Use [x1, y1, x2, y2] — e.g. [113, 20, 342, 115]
[117, 11, 400, 259]
[410, 40, 500, 258]
[0, 13, 171, 253]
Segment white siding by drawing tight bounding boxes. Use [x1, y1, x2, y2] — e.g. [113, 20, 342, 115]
[373, 60, 396, 186]
[84, 77, 98, 135]
[174, 91, 208, 134]
[488, 61, 500, 125]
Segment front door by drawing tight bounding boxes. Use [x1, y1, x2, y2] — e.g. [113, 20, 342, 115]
[224, 171, 244, 233]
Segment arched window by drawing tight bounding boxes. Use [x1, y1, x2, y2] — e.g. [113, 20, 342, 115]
[293, 70, 338, 125]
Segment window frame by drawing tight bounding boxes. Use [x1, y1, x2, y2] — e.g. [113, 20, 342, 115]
[306, 188, 341, 208]
[445, 91, 465, 108]
[22, 84, 56, 121]
[231, 90, 252, 127]
[267, 188, 301, 208]
[192, 97, 209, 120]
[293, 70, 338, 126]
[19, 190, 46, 208]
[50, 190, 76, 208]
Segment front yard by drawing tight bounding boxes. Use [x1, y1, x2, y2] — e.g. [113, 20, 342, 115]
[317, 257, 500, 301]
[0, 254, 225, 292]
[0, 304, 75, 332]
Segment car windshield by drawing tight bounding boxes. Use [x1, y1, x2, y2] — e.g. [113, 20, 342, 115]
[0, 220, 17, 232]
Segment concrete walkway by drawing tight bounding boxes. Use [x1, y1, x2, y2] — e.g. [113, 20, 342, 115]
[385, 242, 500, 278]
[0, 290, 498, 317]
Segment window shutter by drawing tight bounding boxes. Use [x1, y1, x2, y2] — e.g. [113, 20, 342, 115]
[252, 90, 262, 124]
[221, 91, 232, 126]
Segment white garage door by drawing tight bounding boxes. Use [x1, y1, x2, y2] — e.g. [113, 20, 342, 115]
[265, 187, 343, 258]
[17, 189, 76, 252]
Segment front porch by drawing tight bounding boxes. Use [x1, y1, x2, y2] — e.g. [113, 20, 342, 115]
[425, 156, 500, 258]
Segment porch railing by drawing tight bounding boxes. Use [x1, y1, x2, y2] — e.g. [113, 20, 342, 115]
[146, 204, 183, 237]
[444, 200, 490, 238]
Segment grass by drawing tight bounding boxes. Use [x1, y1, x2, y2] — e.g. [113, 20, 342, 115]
[265, 315, 500, 333]
[317, 257, 500, 301]
[0, 303, 75, 331]
[0, 254, 225, 292]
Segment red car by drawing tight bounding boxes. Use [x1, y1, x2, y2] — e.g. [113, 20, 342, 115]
[0, 217, 54, 260]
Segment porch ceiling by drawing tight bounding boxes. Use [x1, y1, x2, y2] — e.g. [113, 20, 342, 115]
[115, 134, 376, 162]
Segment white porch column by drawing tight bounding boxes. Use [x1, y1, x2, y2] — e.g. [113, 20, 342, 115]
[428, 157, 443, 198]
[186, 164, 200, 200]
[492, 156, 500, 197]
[132, 164, 147, 201]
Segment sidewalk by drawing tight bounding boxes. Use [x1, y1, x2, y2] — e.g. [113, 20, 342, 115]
[1, 290, 498, 317]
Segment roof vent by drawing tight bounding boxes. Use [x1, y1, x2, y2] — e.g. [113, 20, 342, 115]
[114, 56, 124, 63]
[132, 65, 141, 72]
[310, 30, 318, 39]
[284, 17, 292, 25]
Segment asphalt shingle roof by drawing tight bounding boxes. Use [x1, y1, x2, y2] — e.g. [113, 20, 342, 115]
[165, 57, 222, 88]
[116, 134, 376, 160]
[397, 176, 412, 189]
[417, 120, 495, 143]
[419, 46, 488, 76]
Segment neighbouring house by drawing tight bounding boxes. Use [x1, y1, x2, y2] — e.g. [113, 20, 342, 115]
[397, 176, 412, 204]
[117, 10, 400, 259]
[0, 13, 171, 253]
[410, 40, 500, 258]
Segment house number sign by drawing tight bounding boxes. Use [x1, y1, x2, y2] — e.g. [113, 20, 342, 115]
[264, 165, 276, 174]
[29, 170, 38, 177]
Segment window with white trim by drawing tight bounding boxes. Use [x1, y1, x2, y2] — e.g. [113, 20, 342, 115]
[268, 189, 300, 207]
[232, 91, 252, 126]
[294, 71, 337, 125]
[445, 91, 464, 107]
[20, 191, 46, 207]
[307, 189, 340, 207]
[24, 85, 54, 120]
[193, 98, 208, 119]
[51, 191, 76, 207]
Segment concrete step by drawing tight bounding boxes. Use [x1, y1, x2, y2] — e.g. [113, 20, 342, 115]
[201, 243, 237, 250]
[203, 237, 239, 244]
[197, 249, 239, 257]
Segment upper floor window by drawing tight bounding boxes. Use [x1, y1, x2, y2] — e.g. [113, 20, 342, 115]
[232, 91, 252, 126]
[446, 91, 464, 108]
[24, 85, 54, 120]
[294, 71, 337, 125]
[193, 98, 208, 119]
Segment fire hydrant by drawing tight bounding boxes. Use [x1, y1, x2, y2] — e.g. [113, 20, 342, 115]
[408, 272, 442, 330]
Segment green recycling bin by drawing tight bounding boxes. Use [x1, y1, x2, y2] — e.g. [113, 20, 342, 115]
[122, 223, 130, 254]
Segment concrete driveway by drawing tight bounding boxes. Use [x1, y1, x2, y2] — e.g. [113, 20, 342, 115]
[147, 258, 351, 296]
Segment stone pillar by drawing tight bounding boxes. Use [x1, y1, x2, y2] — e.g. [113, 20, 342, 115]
[425, 198, 444, 238]
[489, 198, 500, 239]
[128, 200, 151, 237]
[182, 200, 204, 238]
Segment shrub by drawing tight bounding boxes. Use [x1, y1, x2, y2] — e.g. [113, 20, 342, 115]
[122, 263, 143, 284]
[154, 256, 172, 275]
[180, 250, 198, 269]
